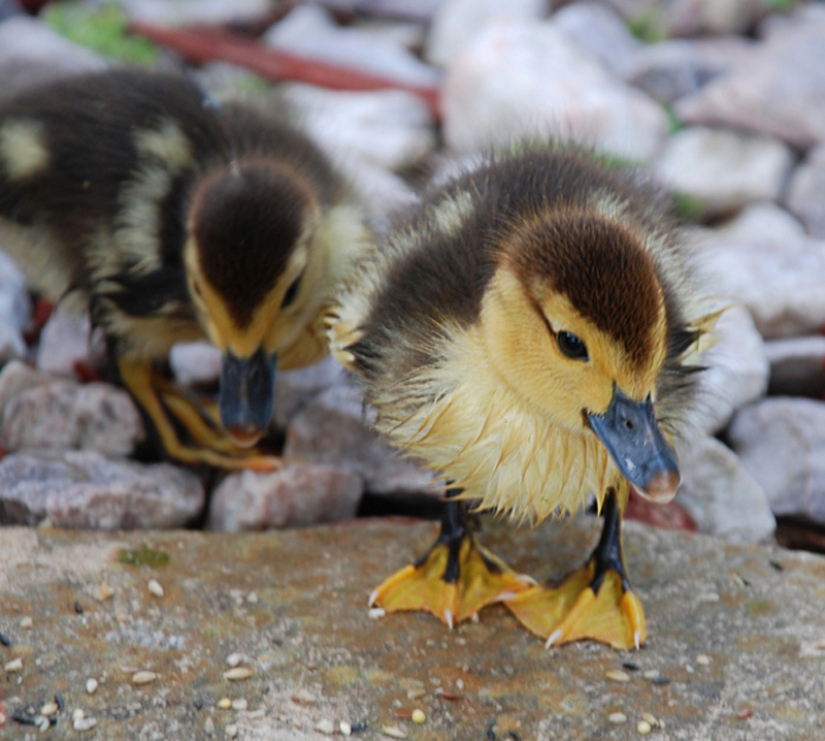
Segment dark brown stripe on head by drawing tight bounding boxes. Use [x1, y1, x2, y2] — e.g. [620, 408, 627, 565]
[189, 162, 314, 327]
[508, 212, 663, 368]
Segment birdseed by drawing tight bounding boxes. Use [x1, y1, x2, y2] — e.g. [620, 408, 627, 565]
[641, 712, 659, 726]
[340, 721, 352, 736]
[4, 657, 23, 672]
[291, 688, 316, 704]
[368, 608, 386, 620]
[224, 667, 253, 681]
[637, 720, 652, 734]
[74, 601, 84, 614]
[0, 632, 10, 646]
[218, 698, 232, 710]
[382, 725, 408, 738]
[406, 688, 426, 700]
[86, 678, 98, 695]
[225, 723, 238, 738]
[231, 699, 247, 711]
[95, 583, 115, 602]
[412, 709, 426, 724]
[643, 669, 659, 679]
[40, 702, 58, 716]
[226, 653, 243, 667]
[315, 718, 335, 734]
[606, 670, 631, 683]
[204, 717, 215, 734]
[697, 654, 710, 666]
[73, 709, 85, 722]
[608, 712, 628, 724]
[131, 671, 158, 685]
[73, 717, 97, 731]
[19, 617, 32, 629]
[148, 579, 164, 598]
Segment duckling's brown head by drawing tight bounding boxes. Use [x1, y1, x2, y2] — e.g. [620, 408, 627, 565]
[183, 160, 323, 446]
[480, 208, 679, 502]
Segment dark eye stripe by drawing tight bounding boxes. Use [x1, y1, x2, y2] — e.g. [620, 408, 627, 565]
[281, 272, 302, 308]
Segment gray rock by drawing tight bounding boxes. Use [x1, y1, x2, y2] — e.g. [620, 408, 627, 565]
[0, 449, 204, 529]
[351, 18, 428, 52]
[264, 4, 441, 89]
[785, 144, 825, 239]
[121, 0, 271, 25]
[281, 83, 436, 172]
[551, 1, 642, 78]
[274, 355, 345, 431]
[0, 380, 144, 458]
[765, 335, 825, 397]
[685, 304, 769, 436]
[729, 397, 825, 525]
[0, 16, 107, 100]
[442, 19, 668, 162]
[674, 7, 825, 149]
[207, 463, 363, 532]
[0, 360, 49, 415]
[0, 250, 29, 362]
[169, 341, 222, 388]
[676, 436, 775, 543]
[655, 126, 794, 218]
[35, 303, 92, 377]
[693, 202, 825, 338]
[284, 383, 434, 494]
[425, 0, 549, 68]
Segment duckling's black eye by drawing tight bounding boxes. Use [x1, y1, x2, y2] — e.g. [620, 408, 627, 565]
[557, 331, 588, 361]
[281, 273, 302, 309]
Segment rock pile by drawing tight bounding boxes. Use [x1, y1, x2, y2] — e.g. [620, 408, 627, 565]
[1, 0, 823, 545]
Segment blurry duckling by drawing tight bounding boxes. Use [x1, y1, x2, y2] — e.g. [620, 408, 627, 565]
[329, 144, 715, 650]
[0, 68, 370, 469]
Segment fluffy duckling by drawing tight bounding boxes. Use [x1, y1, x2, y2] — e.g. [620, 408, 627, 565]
[330, 145, 715, 650]
[0, 68, 370, 469]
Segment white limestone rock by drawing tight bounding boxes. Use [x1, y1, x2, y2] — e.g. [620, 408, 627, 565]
[785, 145, 825, 239]
[0, 250, 30, 363]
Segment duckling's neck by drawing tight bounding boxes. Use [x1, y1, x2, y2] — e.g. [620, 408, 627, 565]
[375, 325, 620, 523]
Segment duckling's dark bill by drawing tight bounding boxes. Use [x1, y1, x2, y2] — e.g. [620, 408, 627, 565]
[219, 349, 277, 447]
[587, 389, 680, 504]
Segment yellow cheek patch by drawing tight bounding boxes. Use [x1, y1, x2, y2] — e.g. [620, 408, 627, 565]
[0, 119, 50, 180]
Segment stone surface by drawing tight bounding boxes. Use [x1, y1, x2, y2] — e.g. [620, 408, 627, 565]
[765, 335, 825, 398]
[0, 380, 143, 458]
[35, 302, 92, 377]
[284, 383, 435, 494]
[785, 144, 825, 239]
[674, 5, 825, 149]
[264, 4, 441, 89]
[273, 356, 345, 432]
[694, 202, 825, 339]
[0, 360, 50, 416]
[0, 520, 823, 739]
[0, 16, 107, 100]
[207, 464, 363, 532]
[655, 126, 794, 218]
[121, 0, 271, 25]
[676, 436, 775, 543]
[684, 304, 769, 436]
[0, 450, 204, 528]
[442, 19, 669, 162]
[281, 83, 436, 172]
[551, 1, 642, 78]
[0, 250, 29, 362]
[425, 0, 549, 68]
[730, 398, 825, 526]
[169, 340, 222, 388]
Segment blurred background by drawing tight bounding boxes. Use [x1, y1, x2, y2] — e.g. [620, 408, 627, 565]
[1, 0, 825, 554]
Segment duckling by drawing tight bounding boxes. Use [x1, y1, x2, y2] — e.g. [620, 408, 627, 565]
[0, 68, 370, 469]
[329, 145, 715, 650]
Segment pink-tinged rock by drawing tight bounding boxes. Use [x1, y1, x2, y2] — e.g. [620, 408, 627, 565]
[284, 383, 434, 494]
[551, 1, 642, 78]
[676, 436, 775, 543]
[35, 303, 92, 377]
[693, 202, 825, 339]
[655, 126, 794, 218]
[764, 335, 825, 398]
[0, 450, 204, 529]
[785, 144, 825, 239]
[273, 356, 345, 431]
[683, 304, 768, 436]
[0, 360, 50, 415]
[0, 16, 108, 100]
[0, 380, 144, 458]
[425, 0, 549, 68]
[264, 4, 441, 90]
[674, 6, 825, 149]
[207, 464, 363, 532]
[0, 251, 30, 363]
[442, 19, 668, 163]
[729, 397, 825, 526]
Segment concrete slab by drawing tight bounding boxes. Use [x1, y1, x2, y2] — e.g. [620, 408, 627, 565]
[1, 517, 824, 740]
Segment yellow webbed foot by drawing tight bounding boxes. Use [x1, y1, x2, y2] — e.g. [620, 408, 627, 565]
[118, 357, 282, 471]
[370, 501, 534, 627]
[506, 487, 645, 651]
[505, 562, 645, 650]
